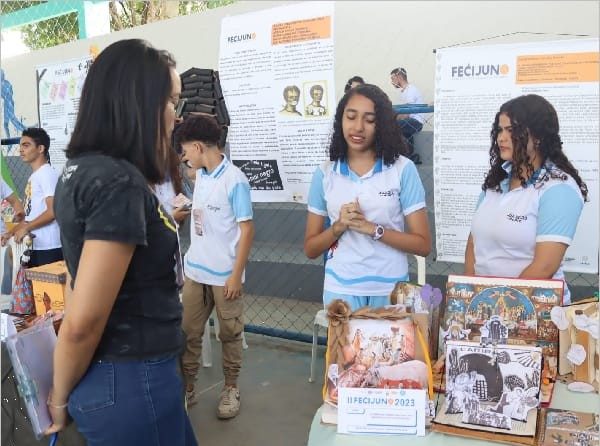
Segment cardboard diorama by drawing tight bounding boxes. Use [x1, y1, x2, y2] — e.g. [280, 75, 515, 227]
[323, 300, 433, 409]
[390, 282, 442, 361]
[555, 301, 599, 393]
[539, 408, 599, 446]
[441, 275, 563, 404]
[434, 341, 542, 437]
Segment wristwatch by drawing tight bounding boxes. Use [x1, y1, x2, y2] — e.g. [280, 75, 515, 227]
[372, 224, 385, 241]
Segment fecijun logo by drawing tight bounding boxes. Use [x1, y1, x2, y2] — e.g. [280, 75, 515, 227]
[451, 64, 509, 78]
[227, 32, 256, 44]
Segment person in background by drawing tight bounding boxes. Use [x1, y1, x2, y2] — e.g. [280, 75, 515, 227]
[344, 76, 365, 93]
[1, 178, 25, 294]
[304, 84, 431, 311]
[11, 127, 63, 267]
[390, 67, 425, 163]
[45, 39, 197, 445]
[465, 94, 587, 305]
[177, 115, 254, 419]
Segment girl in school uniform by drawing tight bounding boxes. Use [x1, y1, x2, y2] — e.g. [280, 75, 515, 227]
[304, 84, 431, 311]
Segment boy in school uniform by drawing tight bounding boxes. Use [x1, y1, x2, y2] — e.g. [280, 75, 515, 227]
[176, 115, 254, 419]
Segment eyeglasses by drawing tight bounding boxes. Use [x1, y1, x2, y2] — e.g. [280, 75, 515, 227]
[173, 98, 186, 119]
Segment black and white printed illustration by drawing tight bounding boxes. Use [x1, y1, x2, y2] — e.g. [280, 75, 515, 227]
[443, 341, 541, 431]
[233, 159, 284, 191]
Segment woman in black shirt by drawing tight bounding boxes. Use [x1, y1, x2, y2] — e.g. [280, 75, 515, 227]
[46, 39, 196, 445]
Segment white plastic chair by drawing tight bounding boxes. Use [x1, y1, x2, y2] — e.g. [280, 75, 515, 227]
[201, 311, 249, 368]
[308, 254, 427, 383]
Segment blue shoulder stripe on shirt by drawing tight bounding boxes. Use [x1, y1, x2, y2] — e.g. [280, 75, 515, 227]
[228, 181, 253, 220]
[307, 167, 327, 214]
[399, 160, 426, 213]
[537, 183, 583, 239]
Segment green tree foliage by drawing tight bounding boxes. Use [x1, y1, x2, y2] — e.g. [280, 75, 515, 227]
[2, 1, 236, 51]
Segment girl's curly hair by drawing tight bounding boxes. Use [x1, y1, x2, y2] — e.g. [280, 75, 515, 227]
[483, 94, 587, 201]
[329, 84, 409, 166]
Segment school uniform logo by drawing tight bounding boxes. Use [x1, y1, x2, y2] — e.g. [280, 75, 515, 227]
[378, 189, 395, 197]
[506, 213, 527, 223]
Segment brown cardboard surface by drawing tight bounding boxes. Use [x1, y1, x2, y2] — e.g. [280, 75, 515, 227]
[25, 261, 67, 315]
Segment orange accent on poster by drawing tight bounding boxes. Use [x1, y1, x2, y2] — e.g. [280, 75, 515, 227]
[271, 16, 331, 45]
[516, 52, 599, 84]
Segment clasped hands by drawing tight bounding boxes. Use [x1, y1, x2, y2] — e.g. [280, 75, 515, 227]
[332, 199, 375, 238]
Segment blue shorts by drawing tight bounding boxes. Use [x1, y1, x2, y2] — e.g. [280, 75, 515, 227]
[323, 290, 390, 312]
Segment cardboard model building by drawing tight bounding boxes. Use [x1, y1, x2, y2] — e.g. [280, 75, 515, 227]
[442, 275, 562, 404]
[323, 300, 433, 407]
[435, 340, 542, 437]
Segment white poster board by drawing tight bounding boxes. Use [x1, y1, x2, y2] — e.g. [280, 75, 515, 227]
[218, 2, 335, 203]
[36, 56, 92, 173]
[434, 38, 599, 273]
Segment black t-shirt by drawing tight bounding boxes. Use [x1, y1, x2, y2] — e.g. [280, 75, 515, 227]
[54, 153, 183, 360]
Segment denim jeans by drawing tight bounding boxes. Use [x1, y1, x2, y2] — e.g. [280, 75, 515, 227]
[68, 354, 197, 446]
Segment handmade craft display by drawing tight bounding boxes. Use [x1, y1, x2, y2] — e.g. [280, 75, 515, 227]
[442, 275, 563, 404]
[390, 282, 442, 361]
[555, 301, 600, 392]
[434, 340, 542, 437]
[323, 300, 433, 408]
[539, 409, 599, 446]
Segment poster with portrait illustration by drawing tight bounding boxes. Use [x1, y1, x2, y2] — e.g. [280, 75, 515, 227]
[434, 38, 599, 273]
[36, 56, 92, 173]
[218, 2, 335, 202]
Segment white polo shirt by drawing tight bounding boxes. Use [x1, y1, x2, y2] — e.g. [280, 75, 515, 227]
[470, 162, 584, 304]
[23, 164, 61, 250]
[184, 155, 253, 286]
[397, 84, 425, 124]
[308, 156, 426, 296]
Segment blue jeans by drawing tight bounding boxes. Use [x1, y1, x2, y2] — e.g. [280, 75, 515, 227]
[68, 355, 197, 446]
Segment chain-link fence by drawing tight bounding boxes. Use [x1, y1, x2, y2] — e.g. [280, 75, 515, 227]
[2, 108, 598, 344]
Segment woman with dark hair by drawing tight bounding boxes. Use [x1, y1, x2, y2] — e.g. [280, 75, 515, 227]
[344, 76, 365, 93]
[465, 94, 587, 304]
[46, 39, 197, 445]
[304, 84, 431, 311]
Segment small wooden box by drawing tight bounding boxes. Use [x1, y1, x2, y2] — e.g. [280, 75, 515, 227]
[25, 261, 67, 315]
